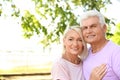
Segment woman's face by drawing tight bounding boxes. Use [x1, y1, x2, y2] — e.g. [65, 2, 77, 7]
[63, 29, 83, 55]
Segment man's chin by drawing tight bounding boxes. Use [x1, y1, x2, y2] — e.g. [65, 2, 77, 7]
[85, 40, 94, 44]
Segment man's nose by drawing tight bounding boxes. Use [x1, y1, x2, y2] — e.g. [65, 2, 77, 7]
[86, 27, 92, 33]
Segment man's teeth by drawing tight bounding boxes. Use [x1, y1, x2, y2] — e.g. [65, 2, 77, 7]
[87, 35, 95, 38]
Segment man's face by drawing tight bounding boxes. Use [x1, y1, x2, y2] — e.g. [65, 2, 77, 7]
[81, 16, 106, 44]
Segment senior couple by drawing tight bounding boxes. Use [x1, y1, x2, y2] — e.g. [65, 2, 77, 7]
[51, 10, 120, 80]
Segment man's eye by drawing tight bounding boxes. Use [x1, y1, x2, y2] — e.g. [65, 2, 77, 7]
[91, 25, 96, 28]
[82, 27, 87, 30]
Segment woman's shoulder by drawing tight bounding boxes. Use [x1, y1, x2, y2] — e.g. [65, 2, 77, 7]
[51, 58, 69, 73]
[52, 58, 68, 67]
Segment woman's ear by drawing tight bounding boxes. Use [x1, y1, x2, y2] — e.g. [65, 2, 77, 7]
[63, 38, 65, 44]
[63, 37, 65, 44]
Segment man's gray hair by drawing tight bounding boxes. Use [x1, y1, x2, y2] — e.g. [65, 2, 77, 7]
[79, 10, 106, 27]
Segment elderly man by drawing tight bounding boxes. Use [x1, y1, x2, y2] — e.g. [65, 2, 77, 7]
[80, 10, 120, 80]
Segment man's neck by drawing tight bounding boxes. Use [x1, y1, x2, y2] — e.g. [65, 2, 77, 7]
[91, 39, 108, 53]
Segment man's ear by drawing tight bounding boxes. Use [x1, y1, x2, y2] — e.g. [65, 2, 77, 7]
[103, 24, 107, 33]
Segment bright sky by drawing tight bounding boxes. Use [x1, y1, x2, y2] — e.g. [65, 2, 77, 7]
[103, 0, 120, 23]
[0, 0, 119, 70]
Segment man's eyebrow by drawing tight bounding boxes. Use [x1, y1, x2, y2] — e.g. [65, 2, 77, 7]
[81, 23, 98, 27]
[81, 26, 87, 28]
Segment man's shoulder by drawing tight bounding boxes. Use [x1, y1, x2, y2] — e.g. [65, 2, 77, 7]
[109, 40, 120, 49]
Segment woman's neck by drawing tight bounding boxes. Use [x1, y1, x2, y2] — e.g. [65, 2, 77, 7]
[62, 53, 81, 64]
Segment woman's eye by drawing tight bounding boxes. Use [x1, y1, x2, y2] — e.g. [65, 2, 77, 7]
[78, 39, 82, 42]
[69, 38, 73, 41]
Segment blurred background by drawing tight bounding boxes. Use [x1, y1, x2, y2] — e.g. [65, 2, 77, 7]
[0, 0, 120, 80]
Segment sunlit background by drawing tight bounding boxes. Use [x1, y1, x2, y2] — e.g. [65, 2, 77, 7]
[0, 0, 62, 76]
[0, 0, 120, 79]
[0, 16, 62, 72]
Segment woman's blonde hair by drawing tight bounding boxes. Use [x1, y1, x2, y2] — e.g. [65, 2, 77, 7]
[62, 25, 88, 60]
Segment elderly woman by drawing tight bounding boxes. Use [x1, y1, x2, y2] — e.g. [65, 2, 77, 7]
[51, 26, 106, 80]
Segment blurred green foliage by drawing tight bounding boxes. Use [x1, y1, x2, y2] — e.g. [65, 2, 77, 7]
[111, 23, 120, 45]
[1, 0, 120, 47]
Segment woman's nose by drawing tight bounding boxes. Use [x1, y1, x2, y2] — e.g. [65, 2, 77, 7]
[73, 41, 78, 46]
